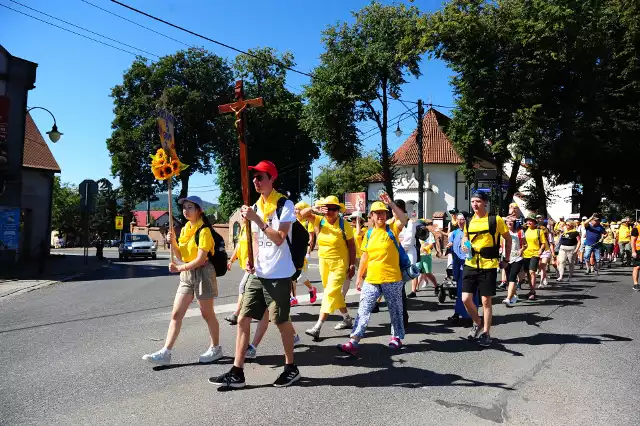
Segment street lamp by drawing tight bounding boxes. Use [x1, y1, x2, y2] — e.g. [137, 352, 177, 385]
[26, 106, 63, 143]
[394, 100, 425, 218]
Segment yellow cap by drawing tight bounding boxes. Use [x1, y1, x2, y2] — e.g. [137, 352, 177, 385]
[369, 201, 388, 213]
[295, 201, 310, 210]
[611, 221, 617, 225]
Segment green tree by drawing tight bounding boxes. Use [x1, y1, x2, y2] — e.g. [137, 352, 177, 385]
[215, 47, 320, 218]
[302, 1, 426, 198]
[107, 48, 234, 206]
[314, 153, 382, 199]
[51, 177, 81, 238]
[428, 0, 640, 216]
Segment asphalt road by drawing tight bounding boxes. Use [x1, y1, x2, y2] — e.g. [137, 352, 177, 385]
[1, 252, 638, 426]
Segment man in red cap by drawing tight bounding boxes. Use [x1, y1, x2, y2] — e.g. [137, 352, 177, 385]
[210, 160, 301, 389]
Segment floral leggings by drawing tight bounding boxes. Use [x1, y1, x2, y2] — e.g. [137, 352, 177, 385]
[351, 281, 405, 339]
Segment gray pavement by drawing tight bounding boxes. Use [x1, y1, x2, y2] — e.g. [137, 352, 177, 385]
[0, 257, 638, 426]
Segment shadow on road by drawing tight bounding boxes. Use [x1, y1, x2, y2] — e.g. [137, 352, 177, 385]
[0, 303, 173, 334]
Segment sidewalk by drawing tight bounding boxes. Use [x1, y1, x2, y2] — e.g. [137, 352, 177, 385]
[0, 254, 109, 299]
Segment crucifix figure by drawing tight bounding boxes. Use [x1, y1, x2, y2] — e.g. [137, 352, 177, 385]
[218, 80, 264, 269]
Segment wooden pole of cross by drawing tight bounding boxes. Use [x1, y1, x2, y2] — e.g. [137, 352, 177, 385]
[218, 80, 264, 270]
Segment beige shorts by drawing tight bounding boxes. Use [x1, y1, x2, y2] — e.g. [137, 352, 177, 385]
[177, 262, 218, 300]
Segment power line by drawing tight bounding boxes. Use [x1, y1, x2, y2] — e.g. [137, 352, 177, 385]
[7, 0, 159, 58]
[109, 0, 421, 106]
[80, 0, 191, 48]
[0, 3, 145, 58]
[360, 112, 416, 142]
[82, 0, 309, 96]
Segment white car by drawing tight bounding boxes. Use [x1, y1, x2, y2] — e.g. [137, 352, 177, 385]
[118, 233, 157, 261]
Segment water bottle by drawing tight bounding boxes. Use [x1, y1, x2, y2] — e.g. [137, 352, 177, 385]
[464, 240, 473, 260]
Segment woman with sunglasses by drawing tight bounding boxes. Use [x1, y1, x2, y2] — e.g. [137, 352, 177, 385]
[337, 193, 408, 355]
[300, 196, 357, 340]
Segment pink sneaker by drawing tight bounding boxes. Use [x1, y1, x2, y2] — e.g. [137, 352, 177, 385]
[309, 286, 317, 304]
[389, 337, 402, 349]
[290, 297, 299, 307]
[337, 341, 358, 356]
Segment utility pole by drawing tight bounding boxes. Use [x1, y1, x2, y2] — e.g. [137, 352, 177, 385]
[417, 99, 425, 218]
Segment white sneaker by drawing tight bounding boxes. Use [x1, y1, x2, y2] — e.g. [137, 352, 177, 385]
[198, 345, 223, 363]
[294, 334, 302, 347]
[556, 277, 563, 282]
[503, 296, 518, 307]
[420, 282, 428, 289]
[142, 349, 171, 365]
[542, 278, 548, 286]
[334, 317, 354, 330]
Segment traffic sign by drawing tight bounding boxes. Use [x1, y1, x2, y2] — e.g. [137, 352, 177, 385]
[79, 179, 98, 213]
[115, 216, 123, 230]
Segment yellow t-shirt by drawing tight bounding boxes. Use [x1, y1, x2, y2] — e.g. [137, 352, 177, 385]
[178, 219, 214, 263]
[464, 214, 508, 269]
[361, 221, 402, 284]
[354, 227, 367, 258]
[618, 225, 632, 243]
[603, 229, 615, 245]
[523, 227, 546, 258]
[313, 214, 354, 260]
[554, 221, 565, 234]
[236, 225, 249, 270]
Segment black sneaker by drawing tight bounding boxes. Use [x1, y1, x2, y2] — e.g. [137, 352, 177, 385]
[477, 332, 492, 347]
[497, 282, 507, 290]
[371, 302, 380, 313]
[273, 366, 300, 388]
[209, 369, 245, 389]
[407, 291, 417, 298]
[633, 284, 640, 291]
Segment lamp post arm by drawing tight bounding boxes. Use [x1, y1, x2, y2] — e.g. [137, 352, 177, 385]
[26, 106, 58, 126]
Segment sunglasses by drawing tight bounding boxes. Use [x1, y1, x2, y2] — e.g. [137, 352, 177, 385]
[253, 174, 267, 182]
[326, 206, 340, 212]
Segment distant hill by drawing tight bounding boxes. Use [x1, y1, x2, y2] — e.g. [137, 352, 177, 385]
[134, 193, 216, 212]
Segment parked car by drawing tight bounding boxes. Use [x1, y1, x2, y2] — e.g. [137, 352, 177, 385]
[118, 233, 157, 261]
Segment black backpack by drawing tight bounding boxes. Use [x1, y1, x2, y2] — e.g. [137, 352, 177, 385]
[254, 197, 309, 270]
[195, 224, 228, 277]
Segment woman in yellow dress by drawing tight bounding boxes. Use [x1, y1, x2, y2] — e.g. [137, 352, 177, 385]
[300, 196, 357, 340]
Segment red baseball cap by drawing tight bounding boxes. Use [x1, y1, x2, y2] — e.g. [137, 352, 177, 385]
[249, 160, 278, 180]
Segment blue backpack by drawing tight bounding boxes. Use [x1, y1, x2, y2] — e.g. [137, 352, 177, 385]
[366, 225, 420, 282]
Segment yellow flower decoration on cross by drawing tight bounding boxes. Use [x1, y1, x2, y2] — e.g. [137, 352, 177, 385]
[150, 148, 188, 181]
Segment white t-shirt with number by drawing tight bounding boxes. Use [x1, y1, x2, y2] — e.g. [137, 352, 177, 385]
[251, 199, 296, 279]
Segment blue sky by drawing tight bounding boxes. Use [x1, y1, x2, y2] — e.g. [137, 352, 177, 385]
[2, 0, 455, 205]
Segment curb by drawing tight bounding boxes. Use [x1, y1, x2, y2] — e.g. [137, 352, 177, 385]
[0, 260, 112, 300]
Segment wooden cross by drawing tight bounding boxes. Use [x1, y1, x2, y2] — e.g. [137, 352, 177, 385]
[218, 80, 264, 270]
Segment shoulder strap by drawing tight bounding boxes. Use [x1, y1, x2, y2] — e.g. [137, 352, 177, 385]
[338, 217, 347, 242]
[385, 225, 400, 250]
[537, 228, 542, 245]
[489, 215, 498, 247]
[365, 228, 373, 248]
[275, 196, 287, 220]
